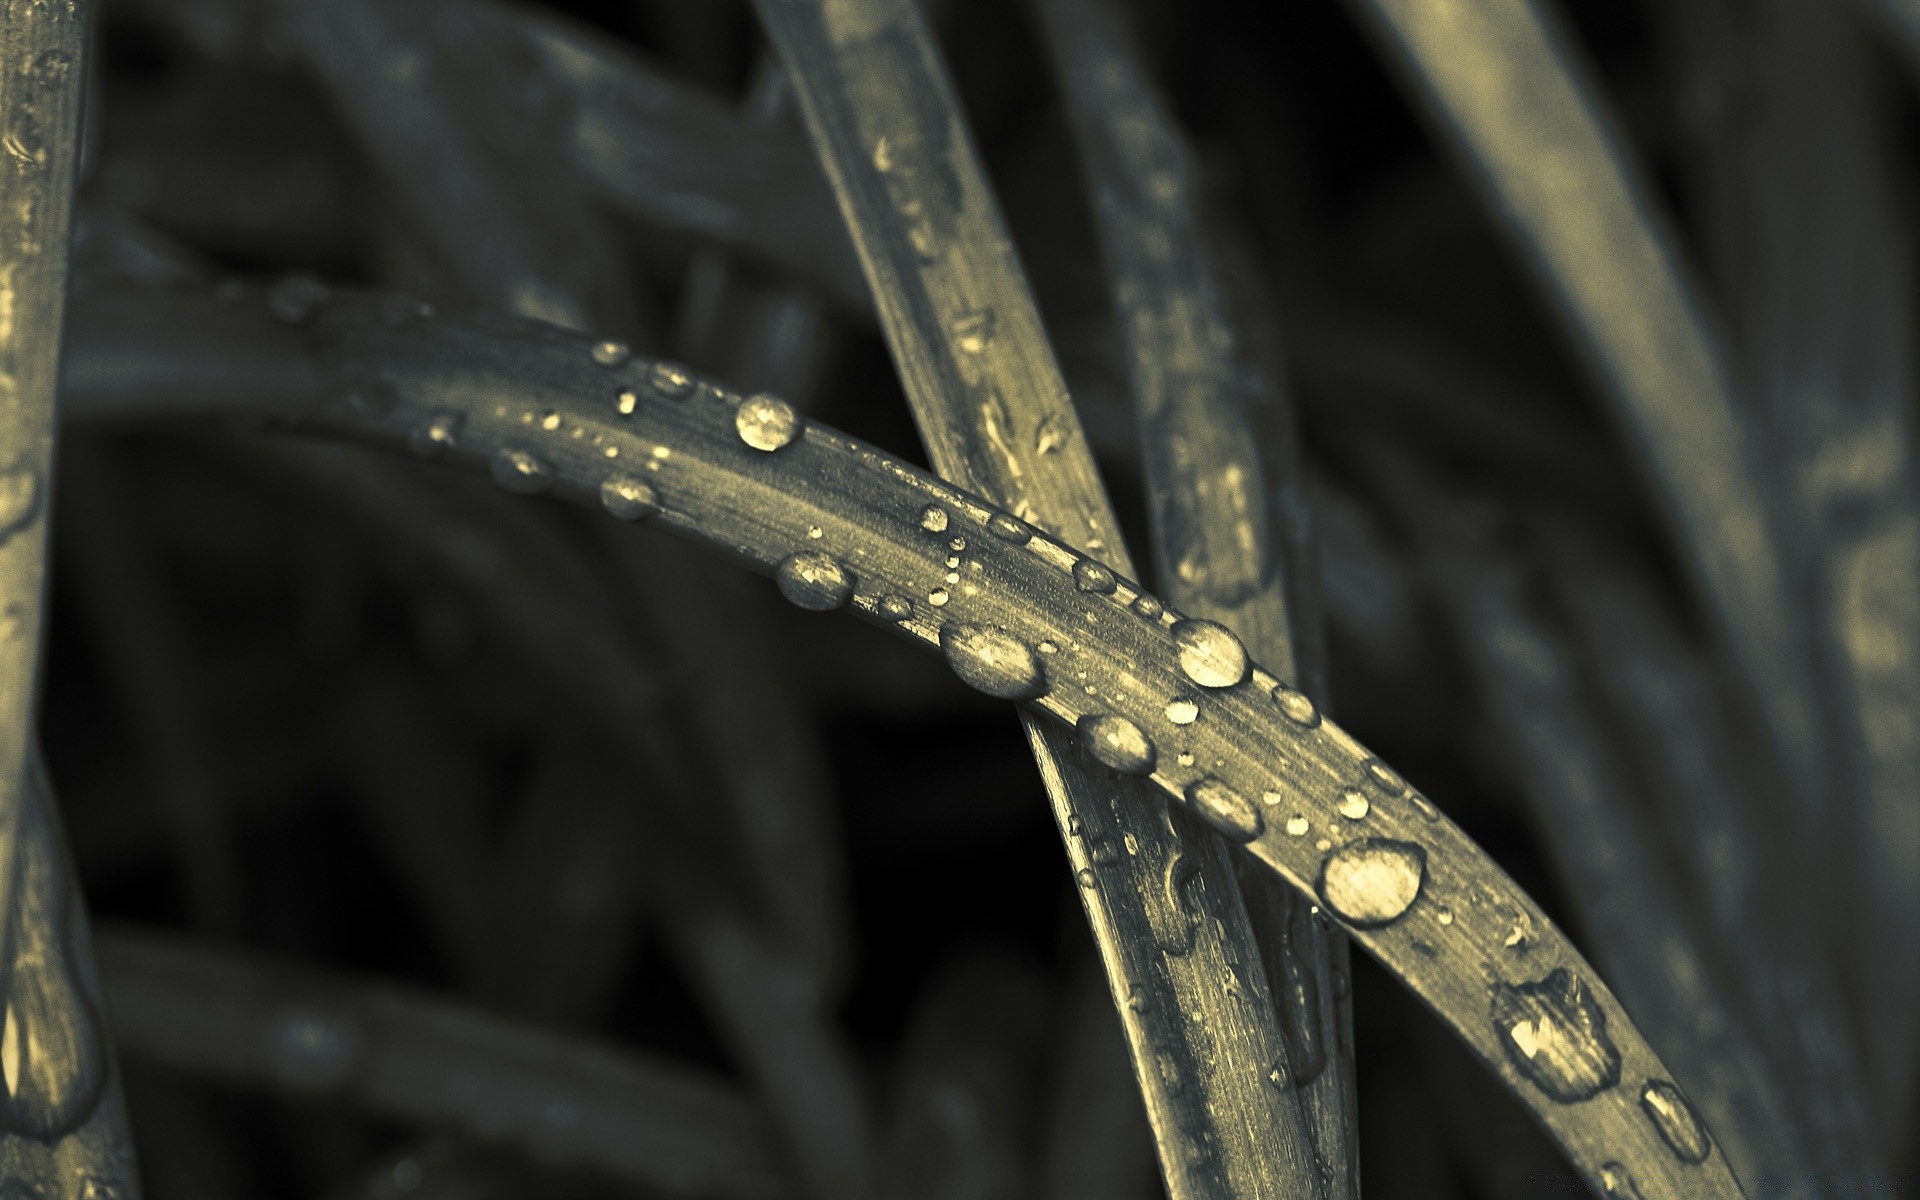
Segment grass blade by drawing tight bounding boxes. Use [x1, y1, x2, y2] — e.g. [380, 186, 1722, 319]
[749, 0, 1327, 1193]
[1034, 0, 1356, 1191]
[63, 278, 1753, 1197]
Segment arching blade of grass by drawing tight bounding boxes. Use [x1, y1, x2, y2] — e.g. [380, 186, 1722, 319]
[95, 924, 795, 1198]
[63, 279, 1752, 1198]
[747, 1, 1326, 1194]
[0, 5, 140, 1193]
[1033, 0, 1355, 1192]
[1342, 0, 1829, 858]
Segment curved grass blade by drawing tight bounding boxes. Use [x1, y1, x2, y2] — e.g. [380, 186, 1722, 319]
[1342, 0, 1828, 851]
[62, 279, 1750, 1197]
[748, 0, 1327, 1193]
[95, 924, 794, 1198]
[1034, 0, 1355, 1190]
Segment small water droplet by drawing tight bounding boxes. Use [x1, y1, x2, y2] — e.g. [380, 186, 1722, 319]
[1267, 1063, 1287, 1087]
[1337, 790, 1371, 820]
[1641, 1081, 1711, 1163]
[599, 475, 659, 521]
[736, 393, 803, 451]
[615, 389, 638, 415]
[1088, 837, 1120, 865]
[1318, 838, 1426, 928]
[267, 273, 330, 323]
[1124, 833, 1139, 855]
[1171, 619, 1249, 688]
[408, 411, 461, 458]
[1409, 791, 1441, 821]
[1073, 558, 1117, 594]
[941, 623, 1047, 700]
[1273, 685, 1320, 727]
[1285, 814, 1310, 837]
[1436, 907, 1454, 926]
[987, 512, 1032, 542]
[920, 505, 950, 534]
[1597, 1162, 1644, 1199]
[1076, 867, 1097, 888]
[489, 449, 553, 495]
[1187, 777, 1261, 842]
[1491, 969, 1622, 1103]
[949, 536, 967, 552]
[1366, 760, 1405, 792]
[1035, 415, 1065, 456]
[649, 362, 695, 398]
[1079, 713, 1156, 774]
[951, 308, 996, 354]
[1165, 697, 1199, 725]
[776, 553, 854, 611]
[539, 410, 563, 431]
[929, 588, 950, 606]
[591, 340, 631, 367]
[877, 595, 913, 622]
[1131, 594, 1164, 621]
[1176, 751, 1195, 767]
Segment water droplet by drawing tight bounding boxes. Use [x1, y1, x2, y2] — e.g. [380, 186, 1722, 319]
[1597, 1163, 1644, 1199]
[1409, 791, 1441, 821]
[877, 595, 913, 622]
[951, 309, 996, 354]
[1273, 685, 1320, 727]
[987, 513, 1032, 542]
[1131, 594, 1164, 621]
[406, 412, 461, 458]
[1074, 558, 1117, 594]
[920, 505, 950, 534]
[1035, 415, 1065, 456]
[1166, 697, 1199, 725]
[591, 340, 630, 367]
[941, 623, 1047, 700]
[1366, 760, 1405, 792]
[1285, 814, 1310, 837]
[1337, 790, 1371, 820]
[1171, 619, 1249, 688]
[489, 449, 553, 495]
[599, 476, 659, 521]
[1268, 1063, 1287, 1087]
[1079, 713, 1155, 774]
[1076, 867, 1096, 888]
[1187, 777, 1261, 842]
[267, 273, 330, 323]
[736, 393, 803, 451]
[79, 1178, 124, 1200]
[1641, 1081, 1711, 1163]
[0, 464, 40, 546]
[1318, 838, 1426, 928]
[1124, 833, 1139, 855]
[1491, 969, 1622, 1103]
[929, 588, 950, 606]
[776, 553, 854, 611]
[949, 536, 967, 552]
[1175, 751, 1195, 767]
[1436, 907, 1454, 926]
[649, 362, 695, 398]
[539, 409, 563, 431]
[616, 389, 638, 415]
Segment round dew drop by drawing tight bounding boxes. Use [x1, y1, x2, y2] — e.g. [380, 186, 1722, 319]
[736, 393, 803, 452]
[1078, 713, 1156, 775]
[599, 476, 660, 521]
[1337, 790, 1371, 820]
[775, 552, 854, 611]
[940, 623, 1047, 700]
[1131, 595, 1164, 621]
[590, 339, 631, 367]
[1273, 684, 1320, 727]
[1165, 697, 1199, 726]
[1171, 619, 1249, 688]
[1073, 558, 1117, 594]
[1317, 838, 1426, 928]
[1187, 777, 1262, 842]
[920, 505, 950, 534]
[490, 448, 553, 495]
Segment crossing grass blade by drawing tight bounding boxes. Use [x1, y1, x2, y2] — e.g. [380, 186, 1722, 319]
[62, 277, 1753, 1197]
[748, 0, 1329, 1194]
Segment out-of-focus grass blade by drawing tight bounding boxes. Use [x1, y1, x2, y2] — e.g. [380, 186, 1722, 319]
[1675, 0, 1920, 1137]
[750, 0, 1327, 1194]
[1034, 0, 1355, 1192]
[1343, 0, 1829, 847]
[0, 5, 140, 1193]
[96, 925, 795, 1198]
[62, 278, 1756, 1197]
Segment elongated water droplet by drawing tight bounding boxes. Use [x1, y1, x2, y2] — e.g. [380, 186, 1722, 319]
[490, 449, 552, 494]
[1132, 594, 1164, 621]
[0, 466, 41, 545]
[599, 476, 659, 521]
[1073, 558, 1117, 594]
[776, 553, 853, 611]
[1165, 697, 1199, 725]
[736, 393, 803, 451]
[1640, 1081, 1711, 1163]
[1273, 684, 1320, 727]
[1490, 969, 1622, 1103]
[1337, 789, 1371, 820]
[1079, 713, 1155, 774]
[1172, 619, 1249, 688]
[1318, 838, 1425, 927]
[987, 512, 1032, 543]
[1597, 1162, 1644, 1199]
[1187, 777, 1261, 842]
[920, 505, 950, 534]
[1366, 759, 1405, 792]
[591, 340, 630, 367]
[940, 623, 1047, 699]
[408, 412, 460, 458]
[649, 362, 695, 398]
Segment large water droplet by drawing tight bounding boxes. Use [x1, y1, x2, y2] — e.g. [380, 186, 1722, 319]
[1172, 619, 1249, 688]
[1318, 838, 1425, 928]
[599, 476, 659, 521]
[408, 412, 461, 458]
[1273, 684, 1320, 727]
[736, 393, 803, 452]
[1640, 1081, 1711, 1163]
[0, 466, 41, 545]
[649, 362, 695, 398]
[776, 553, 854, 611]
[940, 623, 1047, 700]
[591, 340, 631, 368]
[1186, 777, 1261, 842]
[1073, 558, 1117, 594]
[1079, 713, 1155, 775]
[490, 449, 553, 495]
[1490, 970, 1622, 1103]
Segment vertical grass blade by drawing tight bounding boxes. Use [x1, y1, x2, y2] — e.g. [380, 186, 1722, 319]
[751, 0, 1326, 1193]
[1343, 0, 1829, 849]
[1034, 0, 1356, 1192]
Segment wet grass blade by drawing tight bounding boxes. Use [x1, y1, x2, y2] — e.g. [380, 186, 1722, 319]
[63, 278, 1752, 1197]
[1343, 0, 1829, 850]
[1034, 0, 1355, 1191]
[96, 924, 794, 1198]
[749, 1, 1327, 1194]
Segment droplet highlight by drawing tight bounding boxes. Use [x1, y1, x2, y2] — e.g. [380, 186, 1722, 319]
[489, 449, 553, 495]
